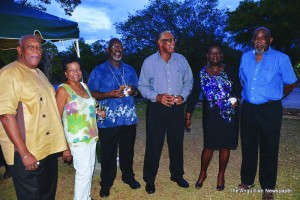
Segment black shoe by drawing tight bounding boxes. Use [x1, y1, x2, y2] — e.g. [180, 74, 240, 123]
[262, 191, 274, 200]
[216, 184, 225, 191]
[145, 183, 155, 194]
[195, 174, 206, 189]
[195, 180, 203, 189]
[217, 179, 225, 191]
[238, 183, 255, 190]
[99, 188, 110, 198]
[123, 179, 141, 189]
[170, 177, 189, 188]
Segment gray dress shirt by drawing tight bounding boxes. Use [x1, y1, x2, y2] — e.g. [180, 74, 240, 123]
[138, 51, 193, 102]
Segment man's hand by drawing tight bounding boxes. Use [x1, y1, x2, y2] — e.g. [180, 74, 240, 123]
[62, 148, 72, 162]
[172, 95, 184, 105]
[109, 90, 125, 98]
[21, 153, 38, 171]
[156, 94, 174, 107]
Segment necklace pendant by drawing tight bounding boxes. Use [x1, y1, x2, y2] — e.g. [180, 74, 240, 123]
[120, 85, 125, 90]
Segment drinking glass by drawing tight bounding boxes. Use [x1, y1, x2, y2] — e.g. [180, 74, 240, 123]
[96, 102, 107, 122]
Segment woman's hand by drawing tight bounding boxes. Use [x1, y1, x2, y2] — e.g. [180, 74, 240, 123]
[62, 148, 72, 162]
[98, 110, 106, 118]
[185, 112, 192, 129]
[231, 101, 239, 108]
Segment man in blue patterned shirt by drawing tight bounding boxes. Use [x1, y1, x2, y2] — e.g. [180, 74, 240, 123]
[238, 27, 297, 200]
[138, 30, 193, 194]
[88, 38, 140, 198]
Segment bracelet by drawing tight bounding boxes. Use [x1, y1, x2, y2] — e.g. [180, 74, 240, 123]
[22, 154, 30, 160]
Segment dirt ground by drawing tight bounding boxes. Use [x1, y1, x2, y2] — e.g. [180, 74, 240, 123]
[0, 110, 299, 200]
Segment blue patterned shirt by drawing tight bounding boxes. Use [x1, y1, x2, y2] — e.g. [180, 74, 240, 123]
[240, 47, 297, 104]
[88, 61, 138, 128]
[138, 51, 193, 102]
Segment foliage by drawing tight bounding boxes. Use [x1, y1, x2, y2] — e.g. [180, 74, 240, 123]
[294, 62, 300, 79]
[15, 0, 81, 16]
[0, 50, 17, 66]
[115, 0, 241, 74]
[58, 38, 107, 82]
[1, 110, 299, 200]
[226, 0, 300, 66]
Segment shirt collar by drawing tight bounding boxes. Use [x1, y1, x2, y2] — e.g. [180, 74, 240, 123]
[106, 60, 124, 70]
[155, 50, 175, 62]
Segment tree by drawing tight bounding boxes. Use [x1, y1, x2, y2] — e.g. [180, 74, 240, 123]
[58, 38, 108, 79]
[115, 0, 236, 74]
[226, 0, 300, 66]
[39, 42, 59, 81]
[15, 0, 81, 16]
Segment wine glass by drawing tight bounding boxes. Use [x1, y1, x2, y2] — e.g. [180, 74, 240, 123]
[96, 101, 107, 122]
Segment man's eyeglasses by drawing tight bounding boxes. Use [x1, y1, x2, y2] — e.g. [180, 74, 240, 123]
[110, 44, 123, 50]
[160, 38, 177, 43]
[26, 45, 43, 52]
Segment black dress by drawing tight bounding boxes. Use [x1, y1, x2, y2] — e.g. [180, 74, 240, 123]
[186, 65, 241, 149]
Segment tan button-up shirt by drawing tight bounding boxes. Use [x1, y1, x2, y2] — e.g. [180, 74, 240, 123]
[0, 61, 67, 165]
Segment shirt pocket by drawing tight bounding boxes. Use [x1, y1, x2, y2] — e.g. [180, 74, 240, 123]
[257, 67, 276, 85]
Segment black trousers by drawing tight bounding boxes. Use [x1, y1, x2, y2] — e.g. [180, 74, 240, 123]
[0, 145, 8, 169]
[240, 100, 282, 190]
[143, 102, 185, 183]
[9, 152, 59, 200]
[99, 125, 137, 189]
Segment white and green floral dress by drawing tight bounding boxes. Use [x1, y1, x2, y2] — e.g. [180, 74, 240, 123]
[59, 83, 98, 146]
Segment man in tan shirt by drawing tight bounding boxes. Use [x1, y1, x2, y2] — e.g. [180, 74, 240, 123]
[0, 35, 67, 200]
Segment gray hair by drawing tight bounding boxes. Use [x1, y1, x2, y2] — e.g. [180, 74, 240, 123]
[253, 27, 272, 40]
[18, 35, 41, 47]
[157, 30, 172, 41]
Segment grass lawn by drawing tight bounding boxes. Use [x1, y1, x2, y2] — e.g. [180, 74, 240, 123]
[1, 101, 299, 200]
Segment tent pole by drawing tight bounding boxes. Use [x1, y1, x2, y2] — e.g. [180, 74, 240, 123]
[75, 39, 80, 58]
[74, 39, 84, 82]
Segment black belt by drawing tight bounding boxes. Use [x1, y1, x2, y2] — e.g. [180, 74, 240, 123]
[246, 100, 280, 106]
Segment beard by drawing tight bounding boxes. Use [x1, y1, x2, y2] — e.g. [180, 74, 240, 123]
[254, 44, 265, 54]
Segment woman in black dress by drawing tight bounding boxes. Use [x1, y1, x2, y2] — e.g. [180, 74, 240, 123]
[185, 44, 241, 191]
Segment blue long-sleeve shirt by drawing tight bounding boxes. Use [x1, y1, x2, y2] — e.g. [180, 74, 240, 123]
[239, 47, 297, 104]
[138, 51, 193, 102]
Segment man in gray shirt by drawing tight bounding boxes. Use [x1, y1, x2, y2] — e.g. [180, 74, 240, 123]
[138, 30, 193, 194]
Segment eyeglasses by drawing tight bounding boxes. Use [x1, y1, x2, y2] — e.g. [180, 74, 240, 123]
[26, 45, 43, 51]
[110, 44, 123, 50]
[160, 38, 177, 43]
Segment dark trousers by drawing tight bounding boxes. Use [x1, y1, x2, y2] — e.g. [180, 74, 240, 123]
[240, 100, 282, 190]
[0, 145, 9, 170]
[143, 102, 185, 183]
[9, 152, 59, 200]
[99, 125, 137, 189]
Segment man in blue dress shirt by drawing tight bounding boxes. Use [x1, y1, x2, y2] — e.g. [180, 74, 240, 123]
[138, 30, 193, 194]
[88, 38, 141, 198]
[238, 27, 297, 200]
